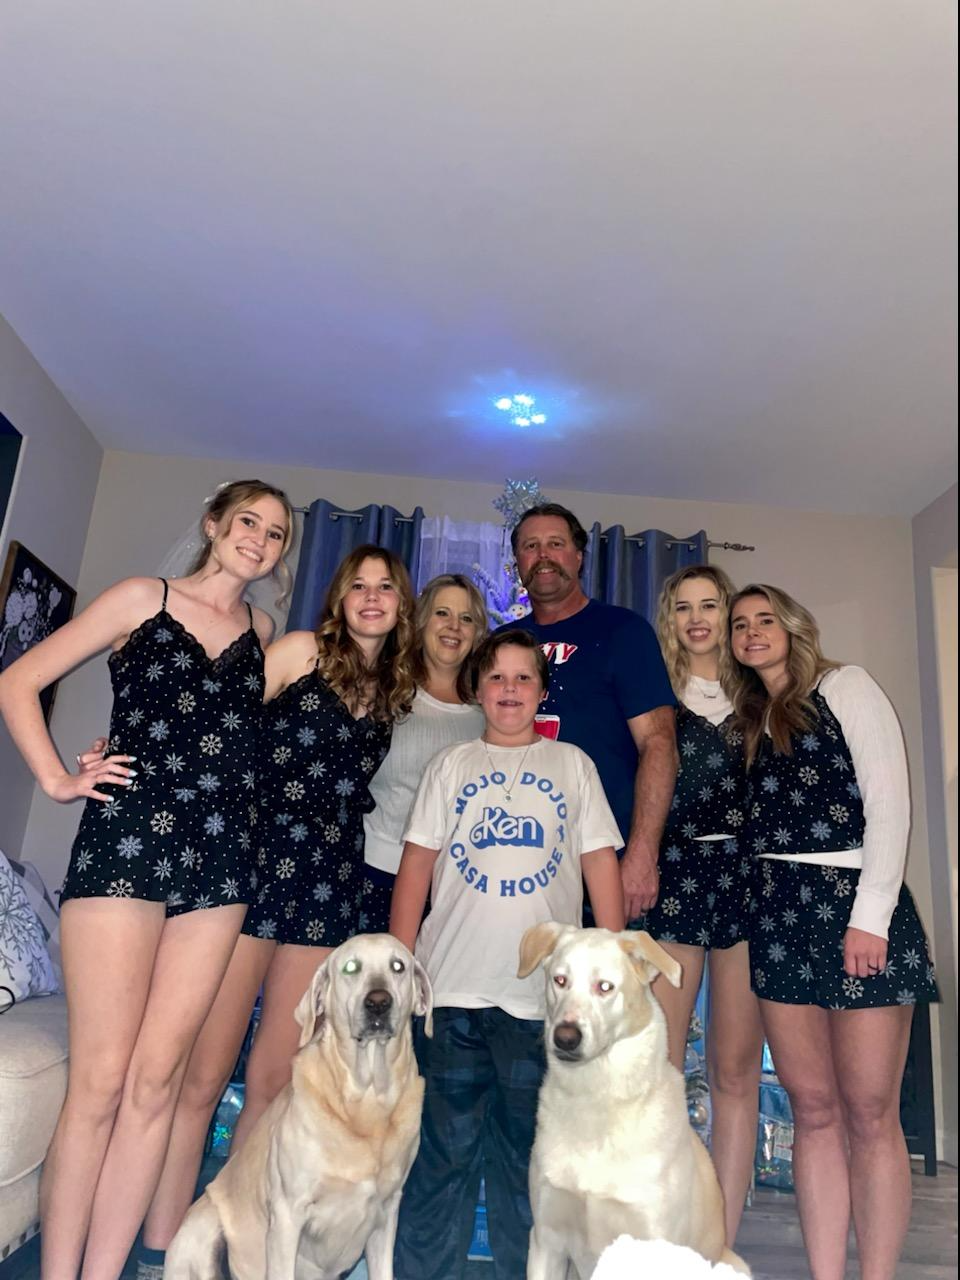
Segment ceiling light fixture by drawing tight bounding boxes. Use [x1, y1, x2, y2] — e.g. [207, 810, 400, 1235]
[494, 394, 547, 428]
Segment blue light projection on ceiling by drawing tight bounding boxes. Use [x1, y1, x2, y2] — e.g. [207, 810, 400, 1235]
[444, 370, 587, 440]
[494, 393, 547, 428]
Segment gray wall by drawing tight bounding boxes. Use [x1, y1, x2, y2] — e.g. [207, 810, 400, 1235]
[912, 482, 958, 1163]
[0, 315, 103, 857]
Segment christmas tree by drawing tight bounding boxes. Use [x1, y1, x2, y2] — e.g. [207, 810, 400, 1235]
[472, 478, 546, 623]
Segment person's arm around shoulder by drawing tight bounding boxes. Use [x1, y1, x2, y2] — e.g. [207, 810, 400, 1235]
[390, 841, 440, 952]
[262, 628, 319, 702]
[0, 576, 163, 801]
[620, 705, 679, 920]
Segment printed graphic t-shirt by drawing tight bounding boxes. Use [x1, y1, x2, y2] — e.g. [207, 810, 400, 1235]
[403, 736, 621, 1018]
[500, 600, 675, 850]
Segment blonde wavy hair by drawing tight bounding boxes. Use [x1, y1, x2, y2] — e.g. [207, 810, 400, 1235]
[655, 564, 738, 699]
[313, 545, 417, 722]
[411, 574, 490, 704]
[729, 583, 840, 767]
[187, 479, 296, 607]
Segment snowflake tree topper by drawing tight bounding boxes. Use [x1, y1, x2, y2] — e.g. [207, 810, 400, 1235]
[492, 477, 547, 530]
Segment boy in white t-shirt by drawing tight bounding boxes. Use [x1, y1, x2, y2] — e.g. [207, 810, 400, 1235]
[391, 630, 624, 1280]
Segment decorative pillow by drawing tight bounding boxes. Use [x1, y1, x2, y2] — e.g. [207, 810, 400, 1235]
[0, 850, 59, 1006]
[5, 854, 63, 980]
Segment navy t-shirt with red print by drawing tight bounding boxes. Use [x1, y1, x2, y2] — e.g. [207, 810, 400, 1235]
[499, 599, 675, 852]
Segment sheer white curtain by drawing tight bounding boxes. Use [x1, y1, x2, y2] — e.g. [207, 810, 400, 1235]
[416, 517, 531, 625]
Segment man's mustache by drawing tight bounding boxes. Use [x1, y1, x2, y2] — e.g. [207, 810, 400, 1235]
[521, 560, 571, 586]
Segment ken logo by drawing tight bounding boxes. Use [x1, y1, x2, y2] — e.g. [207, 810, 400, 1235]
[470, 806, 544, 851]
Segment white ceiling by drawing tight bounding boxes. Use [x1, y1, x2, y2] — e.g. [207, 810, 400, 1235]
[1, 2, 956, 516]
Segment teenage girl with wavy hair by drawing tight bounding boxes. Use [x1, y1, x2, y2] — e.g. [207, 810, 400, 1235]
[0, 479, 293, 1280]
[84, 543, 416, 1277]
[730, 583, 839, 768]
[311, 544, 417, 722]
[643, 564, 762, 1248]
[730, 583, 938, 1280]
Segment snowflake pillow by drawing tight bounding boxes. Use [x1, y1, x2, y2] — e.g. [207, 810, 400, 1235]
[0, 851, 59, 1005]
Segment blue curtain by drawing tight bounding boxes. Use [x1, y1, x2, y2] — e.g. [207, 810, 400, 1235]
[581, 526, 709, 622]
[287, 500, 424, 632]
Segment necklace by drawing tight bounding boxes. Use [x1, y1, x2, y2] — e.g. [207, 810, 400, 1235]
[482, 739, 536, 801]
[692, 674, 721, 700]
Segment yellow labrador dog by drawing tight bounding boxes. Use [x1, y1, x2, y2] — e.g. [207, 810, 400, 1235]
[166, 934, 432, 1280]
[518, 924, 750, 1279]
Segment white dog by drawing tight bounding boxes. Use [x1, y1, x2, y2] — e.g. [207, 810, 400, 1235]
[593, 1236, 748, 1279]
[166, 934, 432, 1280]
[518, 924, 751, 1279]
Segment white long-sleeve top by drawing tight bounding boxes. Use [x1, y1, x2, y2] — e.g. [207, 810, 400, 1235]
[363, 689, 485, 875]
[759, 665, 910, 939]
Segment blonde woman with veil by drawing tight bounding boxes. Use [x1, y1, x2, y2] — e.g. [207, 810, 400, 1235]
[0, 480, 292, 1280]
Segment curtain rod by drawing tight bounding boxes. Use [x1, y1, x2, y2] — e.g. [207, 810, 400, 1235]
[291, 507, 754, 552]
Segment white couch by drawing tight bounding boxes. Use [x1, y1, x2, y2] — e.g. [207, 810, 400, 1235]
[0, 993, 68, 1262]
[0, 854, 68, 1264]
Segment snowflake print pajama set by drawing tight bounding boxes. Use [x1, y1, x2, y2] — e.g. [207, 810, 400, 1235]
[641, 680, 752, 949]
[742, 666, 938, 1010]
[63, 581, 264, 912]
[242, 669, 391, 946]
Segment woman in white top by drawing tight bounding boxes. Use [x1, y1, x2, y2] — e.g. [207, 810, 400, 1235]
[642, 565, 763, 1249]
[730, 583, 938, 1280]
[360, 573, 488, 931]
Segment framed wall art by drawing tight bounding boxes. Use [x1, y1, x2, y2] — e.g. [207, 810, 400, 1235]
[0, 541, 77, 722]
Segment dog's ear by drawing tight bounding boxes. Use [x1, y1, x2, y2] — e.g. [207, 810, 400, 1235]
[412, 955, 434, 1038]
[617, 931, 683, 988]
[517, 921, 569, 978]
[294, 954, 333, 1047]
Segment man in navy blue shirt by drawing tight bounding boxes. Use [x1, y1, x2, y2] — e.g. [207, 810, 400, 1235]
[499, 503, 678, 921]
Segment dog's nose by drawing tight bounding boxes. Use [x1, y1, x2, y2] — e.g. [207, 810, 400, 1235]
[553, 1022, 582, 1052]
[364, 988, 393, 1015]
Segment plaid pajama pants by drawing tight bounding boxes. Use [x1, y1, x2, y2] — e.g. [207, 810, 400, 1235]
[394, 1006, 546, 1280]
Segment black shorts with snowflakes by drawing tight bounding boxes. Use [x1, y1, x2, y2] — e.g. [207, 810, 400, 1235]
[62, 589, 264, 918]
[243, 672, 391, 947]
[357, 863, 396, 935]
[639, 837, 752, 949]
[745, 859, 940, 1009]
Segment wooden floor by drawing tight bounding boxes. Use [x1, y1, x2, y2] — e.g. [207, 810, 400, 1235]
[733, 1164, 957, 1279]
[3, 1164, 955, 1278]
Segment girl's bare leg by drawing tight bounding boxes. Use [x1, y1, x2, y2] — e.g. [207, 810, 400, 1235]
[40, 899, 165, 1280]
[651, 941, 705, 1071]
[231, 943, 332, 1149]
[140, 933, 275, 1249]
[78, 903, 246, 1280]
[833, 1004, 913, 1280]
[705, 942, 763, 1246]
[761, 1000, 850, 1280]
